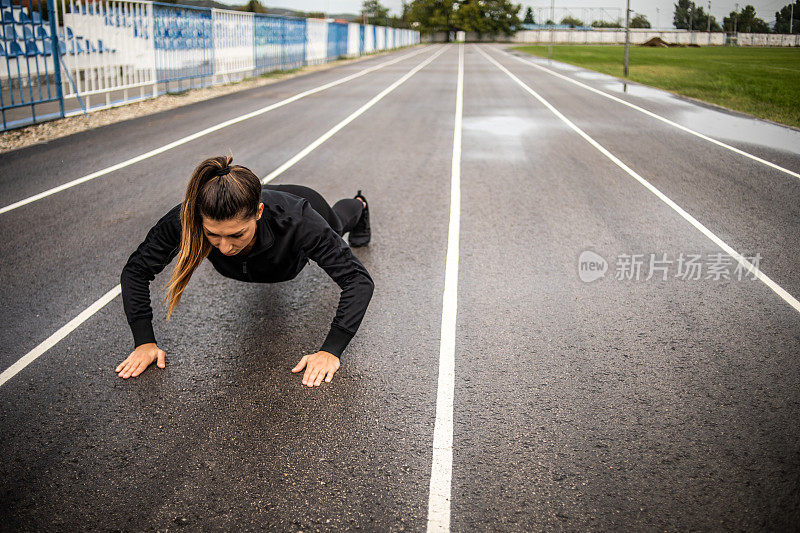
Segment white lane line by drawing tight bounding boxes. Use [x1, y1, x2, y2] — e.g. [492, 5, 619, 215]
[0, 46, 448, 388]
[262, 45, 448, 184]
[476, 46, 800, 315]
[488, 46, 800, 181]
[427, 42, 462, 533]
[0, 285, 122, 387]
[0, 46, 431, 216]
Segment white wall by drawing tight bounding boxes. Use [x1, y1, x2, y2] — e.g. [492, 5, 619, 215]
[513, 29, 726, 46]
[212, 10, 254, 79]
[305, 18, 328, 65]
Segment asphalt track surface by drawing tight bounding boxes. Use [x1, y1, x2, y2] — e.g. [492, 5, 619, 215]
[1, 43, 799, 531]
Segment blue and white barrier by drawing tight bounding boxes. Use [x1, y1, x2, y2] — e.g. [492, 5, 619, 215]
[0, 0, 419, 130]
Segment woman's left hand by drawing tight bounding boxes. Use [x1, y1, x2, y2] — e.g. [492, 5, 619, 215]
[292, 351, 340, 387]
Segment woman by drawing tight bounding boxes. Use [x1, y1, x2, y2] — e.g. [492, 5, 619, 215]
[115, 155, 374, 387]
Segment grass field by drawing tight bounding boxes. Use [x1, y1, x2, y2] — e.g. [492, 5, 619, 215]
[512, 45, 800, 129]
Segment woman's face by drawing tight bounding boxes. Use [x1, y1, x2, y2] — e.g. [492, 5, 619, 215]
[202, 203, 264, 256]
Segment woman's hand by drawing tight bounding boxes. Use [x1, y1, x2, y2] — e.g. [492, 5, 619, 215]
[292, 351, 340, 387]
[115, 342, 166, 379]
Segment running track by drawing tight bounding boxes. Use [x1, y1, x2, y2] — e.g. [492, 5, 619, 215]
[1, 44, 799, 531]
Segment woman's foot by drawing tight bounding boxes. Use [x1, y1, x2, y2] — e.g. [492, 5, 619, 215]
[349, 190, 371, 247]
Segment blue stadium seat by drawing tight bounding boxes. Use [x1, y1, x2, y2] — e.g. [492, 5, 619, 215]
[35, 25, 48, 39]
[8, 40, 22, 56]
[23, 25, 34, 40]
[3, 23, 18, 39]
[0, 0, 10, 8]
[2, 10, 16, 24]
[0, 42, 5, 56]
[25, 39, 39, 56]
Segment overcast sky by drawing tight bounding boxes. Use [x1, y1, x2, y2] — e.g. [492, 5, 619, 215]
[235, 1, 791, 28]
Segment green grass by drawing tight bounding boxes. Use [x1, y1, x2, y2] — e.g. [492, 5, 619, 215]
[513, 45, 800, 129]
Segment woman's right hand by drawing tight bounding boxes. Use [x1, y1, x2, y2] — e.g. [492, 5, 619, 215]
[115, 343, 166, 379]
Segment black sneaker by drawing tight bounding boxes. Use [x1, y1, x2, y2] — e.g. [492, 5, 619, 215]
[348, 190, 370, 247]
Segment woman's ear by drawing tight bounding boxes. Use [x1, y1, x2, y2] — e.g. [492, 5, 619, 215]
[256, 202, 264, 220]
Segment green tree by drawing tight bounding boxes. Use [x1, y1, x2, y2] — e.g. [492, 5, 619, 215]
[673, 0, 721, 31]
[559, 15, 584, 28]
[674, 0, 692, 29]
[407, 0, 520, 37]
[454, 0, 522, 36]
[774, 1, 799, 33]
[722, 5, 770, 32]
[406, 0, 456, 35]
[523, 6, 534, 24]
[630, 13, 651, 28]
[242, 0, 267, 13]
[591, 19, 622, 28]
[361, 0, 390, 26]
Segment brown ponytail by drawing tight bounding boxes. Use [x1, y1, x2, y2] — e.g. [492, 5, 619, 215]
[164, 155, 262, 319]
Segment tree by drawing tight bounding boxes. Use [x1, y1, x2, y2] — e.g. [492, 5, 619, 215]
[523, 6, 534, 24]
[673, 0, 693, 29]
[592, 19, 622, 28]
[454, 0, 522, 36]
[361, 0, 390, 26]
[559, 15, 584, 28]
[774, 1, 800, 33]
[722, 4, 770, 33]
[630, 13, 651, 28]
[673, 0, 721, 31]
[406, 0, 457, 35]
[407, 0, 521, 37]
[242, 0, 267, 13]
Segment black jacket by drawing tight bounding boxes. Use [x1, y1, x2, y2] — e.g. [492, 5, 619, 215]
[120, 188, 374, 358]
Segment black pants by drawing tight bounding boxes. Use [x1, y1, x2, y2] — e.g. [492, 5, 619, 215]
[263, 184, 362, 237]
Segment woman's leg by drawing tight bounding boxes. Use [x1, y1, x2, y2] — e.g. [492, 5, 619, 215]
[332, 198, 365, 235]
[263, 184, 362, 237]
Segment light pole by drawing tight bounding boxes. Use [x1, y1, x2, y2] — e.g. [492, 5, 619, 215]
[548, 0, 555, 62]
[707, 0, 711, 32]
[623, 0, 630, 77]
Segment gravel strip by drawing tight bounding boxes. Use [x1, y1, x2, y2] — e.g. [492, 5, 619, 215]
[0, 47, 417, 154]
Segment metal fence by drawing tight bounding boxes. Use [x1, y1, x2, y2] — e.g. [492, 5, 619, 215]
[0, 0, 419, 131]
[1, 0, 64, 130]
[512, 28, 800, 47]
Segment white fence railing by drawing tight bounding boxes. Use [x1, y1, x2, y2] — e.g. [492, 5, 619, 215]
[513, 28, 800, 47]
[513, 29, 727, 46]
[38, 0, 418, 117]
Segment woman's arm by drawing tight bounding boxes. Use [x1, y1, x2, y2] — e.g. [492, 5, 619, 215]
[296, 200, 375, 358]
[117, 204, 182, 377]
